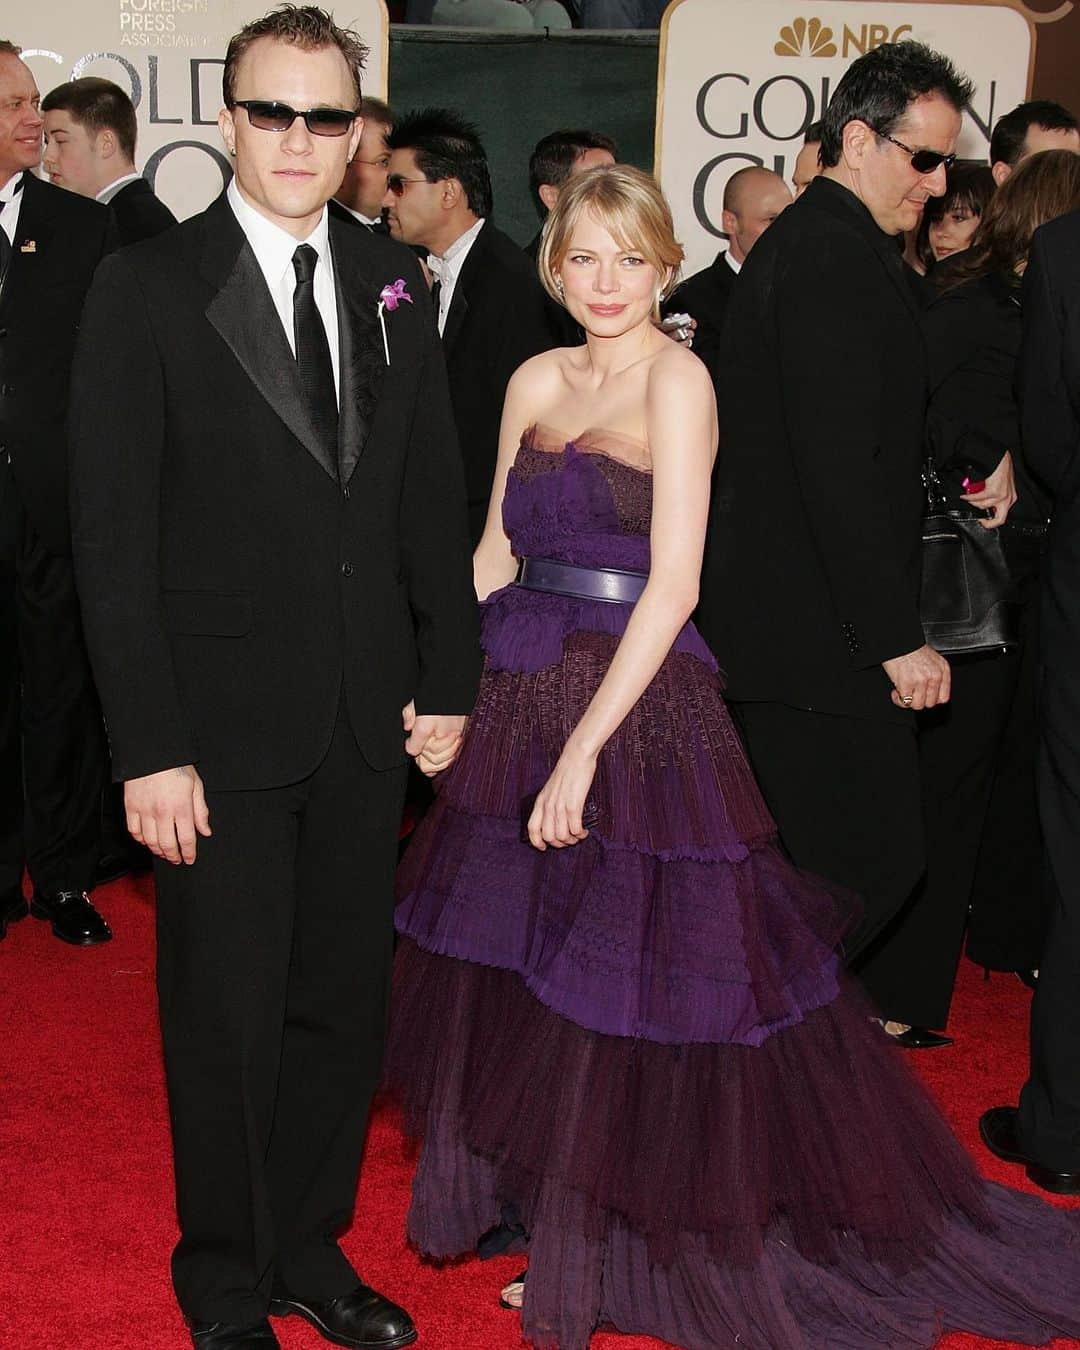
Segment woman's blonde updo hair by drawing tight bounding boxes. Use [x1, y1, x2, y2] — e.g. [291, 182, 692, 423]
[537, 164, 685, 320]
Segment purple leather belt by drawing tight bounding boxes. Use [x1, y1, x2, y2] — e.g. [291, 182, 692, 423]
[516, 556, 648, 605]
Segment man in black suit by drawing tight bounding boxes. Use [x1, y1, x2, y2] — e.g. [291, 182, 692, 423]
[980, 208, 1080, 1194]
[662, 165, 791, 379]
[41, 77, 175, 244]
[524, 128, 616, 262]
[0, 40, 117, 947]
[700, 42, 973, 1006]
[70, 10, 480, 1348]
[332, 94, 393, 232]
[383, 107, 558, 545]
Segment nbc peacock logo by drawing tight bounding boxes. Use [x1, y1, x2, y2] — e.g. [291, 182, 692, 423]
[774, 17, 838, 57]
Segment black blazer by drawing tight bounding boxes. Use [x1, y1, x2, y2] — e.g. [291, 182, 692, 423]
[442, 220, 559, 543]
[107, 176, 176, 245]
[0, 172, 116, 555]
[662, 250, 737, 380]
[922, 270, 1049, 527]
[1019, 209, 1080, 667]
[701, 175, 927, 723]
[69, 194, 481, 788]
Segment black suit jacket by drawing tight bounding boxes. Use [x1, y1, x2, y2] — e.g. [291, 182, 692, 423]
[1019, 209, 1080, 668]
[107, 176, 176, 245]
[701, 175, 927, 723]
[662, 250, 737, 380]
[442, 220, 559, 543]
[0, 173, 116, 555]
[921, 270, 1049, 526]
[69, 194, 481, 788]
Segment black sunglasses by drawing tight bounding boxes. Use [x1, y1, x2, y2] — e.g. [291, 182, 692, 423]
[387, 172, 432, 196]
[875, 129, 957, 175]
[232, 100, 357, 137]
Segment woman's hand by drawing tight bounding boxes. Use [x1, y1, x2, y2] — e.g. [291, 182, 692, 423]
[962, 451, 1017, 529]
[527, 742, 597, 851]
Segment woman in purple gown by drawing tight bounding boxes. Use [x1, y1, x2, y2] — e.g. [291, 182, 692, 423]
[385, 165, 1080, 1350]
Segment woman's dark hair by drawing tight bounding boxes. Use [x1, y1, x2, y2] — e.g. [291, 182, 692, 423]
[386, 107, 493, 218]
[914, 161, 995, 272]
[939, 149, 1080, 293]
[819, 41, 974, 169]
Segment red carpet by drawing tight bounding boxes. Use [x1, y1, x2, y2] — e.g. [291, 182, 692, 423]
[2, 874, 1078, 1350]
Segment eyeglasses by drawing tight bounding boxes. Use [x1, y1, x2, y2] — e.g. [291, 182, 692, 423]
[387, 173, 432, 196]
[232, 100, 357, 137]
[353, 156, 390, 169]
[875, 130, 957, 175]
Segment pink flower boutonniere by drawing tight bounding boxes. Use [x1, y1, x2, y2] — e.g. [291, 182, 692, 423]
[377, 279, 412, 365]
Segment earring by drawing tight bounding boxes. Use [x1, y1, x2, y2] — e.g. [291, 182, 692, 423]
[554, 277, 565, 296]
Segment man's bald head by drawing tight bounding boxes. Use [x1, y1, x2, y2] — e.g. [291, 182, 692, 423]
[721, 166, 792, 264]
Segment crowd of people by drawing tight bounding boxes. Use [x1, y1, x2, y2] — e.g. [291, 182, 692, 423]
[4, 5, 1080, 1349]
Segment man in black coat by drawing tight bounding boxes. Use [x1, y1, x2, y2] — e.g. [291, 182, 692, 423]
[384, 107, 559, 545]
[41, 76, 175, 245]
[0, 40, 117, 948]
[662, 165, 791, 380]
[700, 42, 973, 1001]
[69, 11, 480, 1348]
[980, 207, 1080, 1194]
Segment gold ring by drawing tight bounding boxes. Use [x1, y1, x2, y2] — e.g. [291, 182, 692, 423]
[901, 694, 913, 706]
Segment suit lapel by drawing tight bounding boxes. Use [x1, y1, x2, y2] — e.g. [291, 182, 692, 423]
[201, 196, 339, 484]
[441, 221, 488, 357]
[329, 213, 386, 485]
[0, 175, 57, 318]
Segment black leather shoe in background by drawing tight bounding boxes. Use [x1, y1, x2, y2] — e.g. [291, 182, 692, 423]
[979, 1105, 1080, 1195]
[189, 1321, 280, 1348]
[30, 889, 112, 945]
[0, 887, 29, 939]
[889, 1025, 954, 1050]
[270, 1284, 417, 1348]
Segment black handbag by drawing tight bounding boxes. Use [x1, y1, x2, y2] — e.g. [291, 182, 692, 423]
[920, 458, 1020, 656]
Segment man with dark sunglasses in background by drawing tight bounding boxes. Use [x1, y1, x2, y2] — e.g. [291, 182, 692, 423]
[68, 8, 480, 1348]
[699, 42, 974, 1041]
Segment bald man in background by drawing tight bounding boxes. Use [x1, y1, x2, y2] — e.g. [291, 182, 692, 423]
[662, 165, 791, 377]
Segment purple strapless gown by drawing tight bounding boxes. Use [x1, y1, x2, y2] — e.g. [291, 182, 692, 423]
[386, 428, 1080, 1350]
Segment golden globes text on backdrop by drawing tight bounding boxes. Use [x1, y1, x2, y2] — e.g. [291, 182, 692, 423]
[21, 0, 388, 220]
[655, 0, 1069, 276]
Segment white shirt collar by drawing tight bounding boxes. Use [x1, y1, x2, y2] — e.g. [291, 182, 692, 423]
[97, 171, 143, 203]
[227, 177, 332, 290]
[724, 249, 742, 275]
[427, 216, 485, 280]
[0, 170, 25, 205]
[335, 200, 380, 228]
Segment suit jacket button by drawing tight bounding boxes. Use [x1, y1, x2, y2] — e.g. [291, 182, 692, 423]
[341, 561, 354, 577]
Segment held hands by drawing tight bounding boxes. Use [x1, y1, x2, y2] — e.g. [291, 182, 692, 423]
[883, 645, 951, 711]
[124, 764, 211, 865]
[402, 701, 467, 777]
[527, 741, 597, 851]
[961, 451, 1017, 529]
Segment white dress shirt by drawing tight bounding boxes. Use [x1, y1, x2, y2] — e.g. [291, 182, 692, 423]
[96, 171, 143, 204]
[227, 178, 340, 402]
[724, 249, 742, 275]
[335, 201, 381, 230]
[427, 216, 485, 336]
[0, 170, 25, 251]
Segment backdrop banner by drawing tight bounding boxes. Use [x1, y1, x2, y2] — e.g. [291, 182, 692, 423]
[20, 0, 388, 220]
[656, 0, 1040, 276]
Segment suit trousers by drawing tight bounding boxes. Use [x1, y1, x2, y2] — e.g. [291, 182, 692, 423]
[1017, 666, 1080, 1172]
[155, 702, 407, 1324]
[0, 454, 105, 897]
[730, 701, 924, 979]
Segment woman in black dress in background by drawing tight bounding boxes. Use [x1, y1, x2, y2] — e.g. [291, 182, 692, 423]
[859, 150, 1080, 1042]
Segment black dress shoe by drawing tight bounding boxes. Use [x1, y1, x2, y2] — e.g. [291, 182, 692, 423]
[0, 887, 29, 939]
[979, 1105, 1080, 1195]
[888, 1025, 954, 1049]
[30, 889, 112, 945]
[270, 1284, 417, 1348]
[189, 1320, 279, 1348]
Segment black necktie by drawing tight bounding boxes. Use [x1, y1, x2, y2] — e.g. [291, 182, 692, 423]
[291, 244, 338, 459]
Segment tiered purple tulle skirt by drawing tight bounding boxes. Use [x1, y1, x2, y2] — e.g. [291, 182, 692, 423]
[387, 592, 1080, 1350]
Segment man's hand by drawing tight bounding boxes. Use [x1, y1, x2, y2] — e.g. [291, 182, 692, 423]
[402, 702, 467, 777]
[882, 645, 951, 711]
[961, 451, 1017, 529]
[124, 764, 211, 865]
